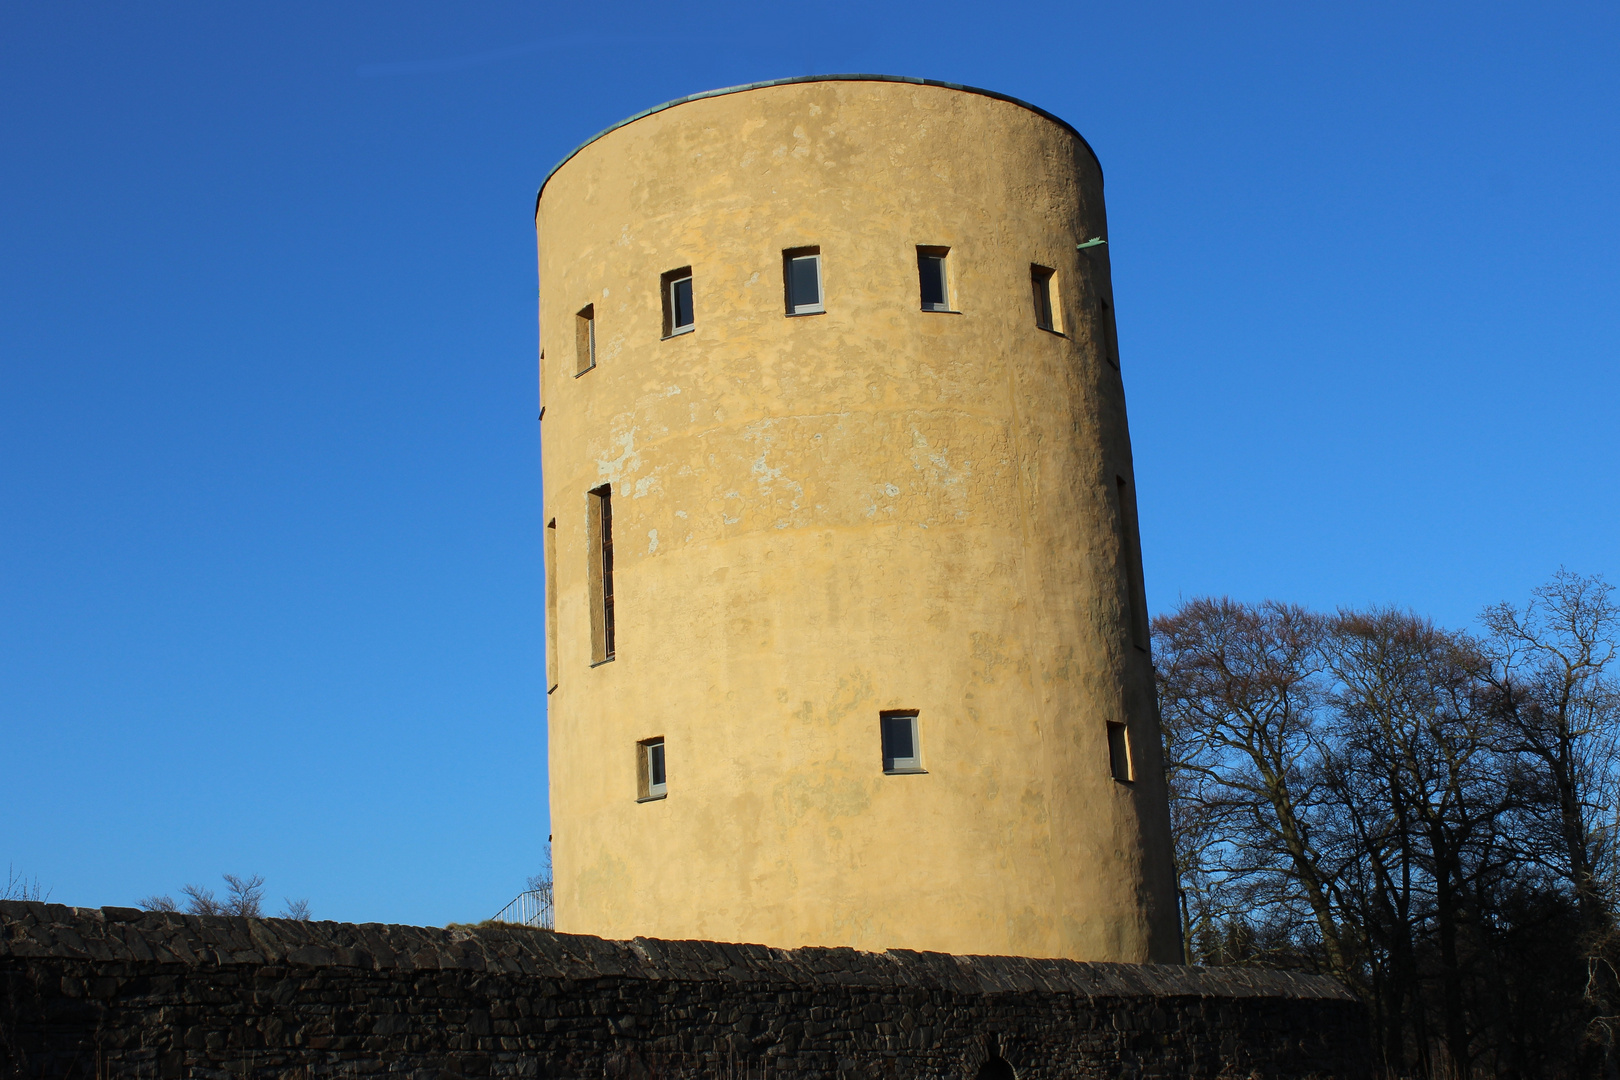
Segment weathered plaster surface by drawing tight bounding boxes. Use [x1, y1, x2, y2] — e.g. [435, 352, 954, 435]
[537, 79, 1178, 963]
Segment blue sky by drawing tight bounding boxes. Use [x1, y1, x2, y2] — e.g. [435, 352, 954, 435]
[2, 2, 1615, 926]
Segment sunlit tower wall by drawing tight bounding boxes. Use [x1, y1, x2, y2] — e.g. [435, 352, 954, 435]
[535, 76, 1181, 964]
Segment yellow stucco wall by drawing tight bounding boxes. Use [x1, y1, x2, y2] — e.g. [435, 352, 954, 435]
[535, 77, 1182, 964]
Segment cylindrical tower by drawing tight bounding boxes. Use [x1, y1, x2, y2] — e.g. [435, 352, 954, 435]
[536, 76, 1180, 963]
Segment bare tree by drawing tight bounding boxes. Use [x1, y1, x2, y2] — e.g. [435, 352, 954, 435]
[2, 864, 50, 902]
[1152, 598, 1357, 984]
[1155, 580, 1609, 1079]
[139, 873, 268, 916]
[1323, 609, 1511, 1077]
[1482, 570, 1620, 932]
[279, 897, 313, 920]
[179, 883, 222, 914]
[1159, 692, 1233, 962]
[221, 873, 266, 915]
[1480, 571, 1620, 1072]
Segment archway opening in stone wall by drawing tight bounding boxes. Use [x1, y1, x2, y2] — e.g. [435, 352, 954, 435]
[974, 1056, 1016, 1080]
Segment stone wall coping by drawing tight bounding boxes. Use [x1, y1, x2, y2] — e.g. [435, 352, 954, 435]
[0, 900, 1355, 1004]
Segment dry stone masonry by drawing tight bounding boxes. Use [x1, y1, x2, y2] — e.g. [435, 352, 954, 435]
[0, 902, 1368, 1079]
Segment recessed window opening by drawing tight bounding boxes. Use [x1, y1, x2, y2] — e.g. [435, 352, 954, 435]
[783, 247, 824, 315]
[545, 519, 559, 693]
[588, 485, 615, 664]
[575, 305, 596, 376]
[880, 710, 924, 774]
[917, 246, 951, 311]
[1116, 476, 1148, 651]
[638, 737, 667, 800]
[662, 267, 695, 337]
[1107, 721, 1134, 782]
[1031, 265, 1059, 333]
[1098, 296, 1119, 369]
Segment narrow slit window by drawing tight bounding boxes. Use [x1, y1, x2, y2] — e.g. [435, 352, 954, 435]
[880, 710, 923, 773]
[588, 485, 615, 664]
[638, 737, 667, 800]
[545, 519, 559, 692]
[1098, 295, 1119, 368]
[783, 248, 824, 315]
[1031, 265, 1059, 332]
[575, 305, 596, 376]
[662, 267, 694, 337]
[1107, 722, 1134, 782]
[917, 247, 950, 311]
[1117, 476, 1148, 651]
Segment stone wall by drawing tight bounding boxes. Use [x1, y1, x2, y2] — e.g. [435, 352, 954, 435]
[0, 902, 1368, 1079]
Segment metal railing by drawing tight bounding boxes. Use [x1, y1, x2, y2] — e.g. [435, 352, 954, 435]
[490, 886, 554, 930]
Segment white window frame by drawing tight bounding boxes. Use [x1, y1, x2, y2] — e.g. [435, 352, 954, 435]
[918, 247, 952, 312]
[785, 250, 824, 316]
[881, 711, 924, 774]
[663, 269, 695, 338]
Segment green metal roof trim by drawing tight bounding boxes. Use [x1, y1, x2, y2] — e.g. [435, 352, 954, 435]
[533, 74, 1100, 214]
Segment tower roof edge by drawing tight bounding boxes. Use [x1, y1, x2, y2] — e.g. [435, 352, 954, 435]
[532, 74, 1101, 218]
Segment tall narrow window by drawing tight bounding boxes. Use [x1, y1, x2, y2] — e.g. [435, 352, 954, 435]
[638, 737, 667, 800]
[545, 518, 559, 692]
[575, 305, 596, 376]
[1107, 721, 1134, 782]
[783, 248, 824, 315]
[917, 246, 950, 311]
[880, 710, 924, 773]
[1031, 265, 1059, 332]
[588, 485, 615, 663]
[1117, 476, 1148, 651]
[662, 267, 694, 337]
[1098, 295, 1119, 368]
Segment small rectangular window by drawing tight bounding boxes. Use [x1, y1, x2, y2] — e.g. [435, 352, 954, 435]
[662, 267, 695, 337]
[917, 246, 950, 311]
[880, 710, 923, 773]
[1117, 476, 1148, 651]
[545, 519, 559, 693]
[588, 485, 615, 664]
[783, 248, 824, 315]
[638, 737, 667, 800]
[1031, 265, 1059, 333]
[575, 305, 596, 376]
[1107, 721, 1134, 782]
